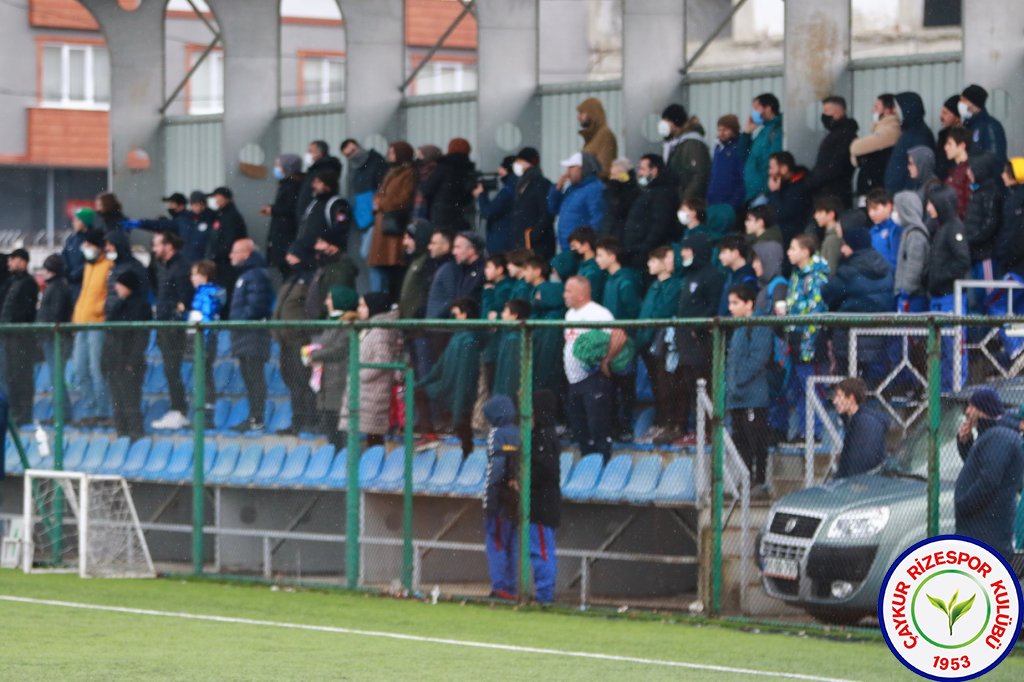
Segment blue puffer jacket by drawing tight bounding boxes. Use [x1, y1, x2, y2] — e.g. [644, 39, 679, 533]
[884, 92, 935, 193]
[955, 413, 1024, 559]
[549, 174, 606, 252]
[725, 325, 773, 409]
[822, 247, 894, 367]
[228, 252, 273, 360]
[483, 394, 520, 517]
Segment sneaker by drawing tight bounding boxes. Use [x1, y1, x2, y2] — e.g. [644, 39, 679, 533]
[233, 417, 264, 433]
[151, 410, 191, 430]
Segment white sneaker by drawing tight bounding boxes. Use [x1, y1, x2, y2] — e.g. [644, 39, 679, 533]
[151, 410, 190, 430]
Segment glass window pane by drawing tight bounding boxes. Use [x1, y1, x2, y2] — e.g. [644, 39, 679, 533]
[43, 46, 62, 102]
[190, 56, 212, 112]
[93, 48, 110, 103]
[302, 59, 323, 103]
[327, 60, 344, 103]
[68, 48, 87, 101]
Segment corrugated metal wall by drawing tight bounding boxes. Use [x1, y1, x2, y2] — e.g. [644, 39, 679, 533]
[850, 53, 962, 137]
[403, 93, 478, 157]
[539, 81, 622, 180]
[163, 115, 224, 194]
[686, 69, 784, 139]
[279, 106, 347, 156]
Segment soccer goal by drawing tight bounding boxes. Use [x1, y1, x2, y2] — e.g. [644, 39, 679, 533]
[22, 469, 155, 578]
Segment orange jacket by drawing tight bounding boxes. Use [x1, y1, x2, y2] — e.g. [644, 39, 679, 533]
[71, 257, 113, 323]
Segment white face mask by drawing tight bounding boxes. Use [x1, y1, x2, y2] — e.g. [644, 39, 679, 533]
[207, 197, 219, 211]
[657, 119, 672, 138]
[891, 209, 901, 225]
[957, 101, 972, 120]
[81, 245, 98, 261]
[682, 255, 694, 268]
[328, 309, 344, 318]
[637, 175, 650, 188]
[303, 152, 315, 169]
[106, 250, 118, 261]
[512, 161, 525, 177]
[872, 111, 881, 124]
[677, 209, 692, 226]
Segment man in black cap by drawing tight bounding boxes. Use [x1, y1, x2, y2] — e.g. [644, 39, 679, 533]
[1, 248, 38, 425]
[959, 84, 1007, 162]
[658, 103, 710, 201]
[955, 387, 1024, 560]
[206, 186, 248, 300]
[304, 222, 359, 321]
[453, 230, 486, 301]
[935, 95, 963, 180]
[103, 268, 152, 440]
[511, 146, 554, 259]
[290, 170, 349, 270]
[37, 253, 73, 422]
[131, 191, 210, 264]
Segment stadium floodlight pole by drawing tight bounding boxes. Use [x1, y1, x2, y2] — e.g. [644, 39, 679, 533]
[402, 366, 415, 593]
[192, 324, 207, 575]
[710, 321, 726, 616]
[517, 325, 534, 603]
[926, 318, 942, 537]
[345, 326, 361, 590]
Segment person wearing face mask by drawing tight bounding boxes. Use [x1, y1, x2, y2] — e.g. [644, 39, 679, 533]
[474, 156, 517, 255]
[954, 388, 1023, 561]
[340, 138, 388, 234]
[807, 96, 859, 208]
[850, 93, 901, 198]
[303, 221, 359, 321]
[102, 268, 152, 441]
[959, 84, 1007, 163]
[303, 285, 359, 448]
[63, 207, 93, 300]
[935, 95, 963, 181]
[739, 93, 783, 203]
[599, 158, 640, 243]
[883, 91, 935, 194]
[261, 153, 305, 278]
[0, 249, 38, 425]
[205, 186, 249, 302]
[37, 254, 74, 422]
[621, 154, 677, 270]
[576, 97, 617, 178]
[658, 103, 710, 202]
[707, 115, 745, 211]
[70, 230, 114, 427]
[290, 170, 348, 273]
[296, 140, 341, 221]
[510, 147, 555, 260]
[548, 152, 605, 252]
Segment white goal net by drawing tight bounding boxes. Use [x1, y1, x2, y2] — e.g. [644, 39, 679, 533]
[22, 469, 155, 578]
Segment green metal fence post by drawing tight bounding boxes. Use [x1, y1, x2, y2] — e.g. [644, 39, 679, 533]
[926, 317, 942, 537]
[402, 366, 415, 593]
[517, 326, 534, 603]
[52, 328, 65, 470]
[192, 326, 206, 575]
[710, 321, 726, 615]
[345, 326, 361, 589]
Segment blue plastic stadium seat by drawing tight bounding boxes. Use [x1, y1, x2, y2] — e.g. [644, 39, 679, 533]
[32, 399, 53, 425]
[358, 446, 385, 485]
[118, 438, 153, 477]
[270, 341, 280, 358]
[300, 445, 335, 487]
[5, 436, 22, 474]
[35, 362, 51, 394]
[423, 448, 463, 494]
[265, 362, 287, 397]
[562, 453, 604, 500]
[592, 454, 633, 501]
[276, 445, 312, 486]
[145, 330, 158, 357]
[212, 398, 234, 430]
[632, 407, 655, 441]
[207, 443, 240, 482]
[62, 439, 90, 470]
[79, 438, 111, 472]
[144, 362, 168, 394]
[322, 448, 349, 488]
[224, 399, 250, 430]
[366, 449, 404, 491]
[654, 457, 696, 504]
[450, 450, 487, 496]
[179, 361, 193, 387]
[251, 444, 287, 486]
[266, 400, 293, 434]
[227, 444, 264, 486]
[559, 452, 574, 489]
[217, 331, 231, 357]
[622, 455, 664, 504]
[100, 437, 131, 473]
[140, 441, 174, 479]
[214, 362, 237, 395]
[161, 441, 199, 481]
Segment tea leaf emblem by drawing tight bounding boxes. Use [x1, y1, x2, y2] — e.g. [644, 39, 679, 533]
[927, 589, 976, 636]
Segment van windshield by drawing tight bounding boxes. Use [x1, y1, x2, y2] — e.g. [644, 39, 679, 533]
[886, 400, 964, 482]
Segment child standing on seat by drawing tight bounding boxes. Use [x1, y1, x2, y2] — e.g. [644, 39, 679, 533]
[186, 260, 227, 412]
[482, 394, 520, 600]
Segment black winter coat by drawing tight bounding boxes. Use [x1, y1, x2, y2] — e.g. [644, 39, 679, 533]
[37, 276, 73, 324]
[673, 233, 725, 367]
[347, 149, 388, 198]
[266, 175, 304, 273]
[422, 153, 477, 229]
[104, 230, 151, 320]
[926, 188, 971, 297]
[512, 167, 555, 260]
[102, 287, 151, 372]
[296, 156, 341, 220]
[835, 408, 888, 479]
[822, 248, 894, 365]
[207, 202, 249, 291]
[0, 271, 37, 324]
[961, 153, 1003, 263]
[807, 117, 859, 207]
[154, 253, 193, 322]
[621, 173, 678, 270]
[292, 193, 349, 265]
[530, 390, 562, 528]
[884, 92, 935, 193]
[767, 168, 813, 243]
[998, 185, 1024, 277]
[600, 176, 640, 243]
[229, 252, 273, 360]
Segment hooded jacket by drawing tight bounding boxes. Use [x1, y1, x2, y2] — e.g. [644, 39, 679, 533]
[480, 173, 517, 255]
[267, 173, 304, 273]
[422, 152, 477, 229]
[600, 173, 641, 242]
[530, 390, 562, 528]
[549, 155, 606, 251]
[601, 266, 642, 322]
[752, 240, 788, 314]
[398, 219, 437, 320]
[962, 152, 1004, 263]
[892, 191, 931, 298]
[483, 394, 520, 517]
[955, 412, 1023, 559]
[786, 255, 830, 363]
[228, 251, 273, 360]
[420, 329, 483, 423]
[674, 233, 725, 366]
[664, 117, 711, 201]
[513, 166, 555, 260]
[998, 183, 1024, 277]
[621, 171, 678, 270]
[851, 113, 901, 195]
[637, 274, 682, 349]
[907, 145, 942, 205]
[926, 186, 971, 297]
[0, 270, 37, 324]
[577, 98, 617, 178]
[726, 321, 773, 409]
[767, 166, 813, 243]
[297, 154, 341, 222]
[72, 252, 113, 324]
[835, 407, 889, 479]
[206, 201, 249, 291]
[104, 230, 150, 320]
[807, 116, 859, 207]
[707, 136, 745, 209]
[965, 108, 1008, 163]
[823, 246, 894, 365]
[740, 113, 784, 201]
[884, 92, 935, 193]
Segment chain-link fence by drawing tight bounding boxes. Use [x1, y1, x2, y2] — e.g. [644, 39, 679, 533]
[2, 313, 1023, 626]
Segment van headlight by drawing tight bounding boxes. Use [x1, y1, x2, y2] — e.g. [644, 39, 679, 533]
[827, 507, 890, 539]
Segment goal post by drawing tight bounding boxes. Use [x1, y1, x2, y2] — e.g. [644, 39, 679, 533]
[22, 469, 155, 578]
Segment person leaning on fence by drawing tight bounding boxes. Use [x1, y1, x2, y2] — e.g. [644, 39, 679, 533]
[725, 284, 774, 497]
[830, 377, 888, 480]
[491, 298, 531, 400]
[954, 388, 1024, 561]
[482, 393, 521, 601]
[892, 190, 931, 313]
[303, 285, 358, 449]
[785, 233, 830, 441]
[71, 229, 114, 427]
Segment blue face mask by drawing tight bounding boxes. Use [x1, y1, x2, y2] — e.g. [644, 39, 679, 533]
[969, 182, 979, 192]
[751, 109, 765, 126]
[272, 166, 285, 180]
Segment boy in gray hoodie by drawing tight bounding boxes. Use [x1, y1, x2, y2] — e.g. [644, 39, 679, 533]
[893, 190, 931, 312]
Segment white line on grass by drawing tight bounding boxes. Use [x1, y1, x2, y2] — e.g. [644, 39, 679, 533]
[0, 594, 857, 681]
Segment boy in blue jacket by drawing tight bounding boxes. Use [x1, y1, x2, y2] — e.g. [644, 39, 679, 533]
[187, 260, 227, 411]
[482, 394, 520, 599]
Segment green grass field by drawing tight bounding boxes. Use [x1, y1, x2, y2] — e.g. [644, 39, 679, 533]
[0, 570, 1020, 681]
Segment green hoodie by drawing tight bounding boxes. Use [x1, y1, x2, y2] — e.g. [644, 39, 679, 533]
[420, 330, 483, 422]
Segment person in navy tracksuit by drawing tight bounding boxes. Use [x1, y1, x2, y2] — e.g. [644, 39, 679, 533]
[483, 394, 520, 599]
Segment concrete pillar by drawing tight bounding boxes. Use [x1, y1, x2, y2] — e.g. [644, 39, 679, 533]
[79, 0, 166, 220]
[207, 0, 280, 245]
[338, 0, 405, 147]
[476, 0, 540, 171]
[963, 2, 1024, 153]
[622, 0, 684, 160]
[782, 0, 851, 167]
[538, 0, 589, 84]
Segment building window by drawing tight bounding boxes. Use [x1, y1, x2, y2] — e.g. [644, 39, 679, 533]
[411, 60, 478, 96]
[300, 56, 345, 106]
[188, 50, 223, 115]
[41, 43, 110, 109]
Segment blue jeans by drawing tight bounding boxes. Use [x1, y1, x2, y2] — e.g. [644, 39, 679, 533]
[42, 339, 72, 421]
[485, 513, 518, 596]
[930, 294, 967, 392]
[787, 361, 824, 440]
[72, 330, 110, 419]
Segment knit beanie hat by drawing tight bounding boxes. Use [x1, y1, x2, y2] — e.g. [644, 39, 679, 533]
[843, 226, 873, 252]
[75, 207, 95, 228]
[82, 229, 106, 248]
[329, 285, 358, 313]
[942, 95, 961, 117]
[961, 84, 988, 110]
[447, 137, 472, 156]
[717, 114, 740, 136]
[43, 254, 65, 276]
[969, 387, 1002, 418]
